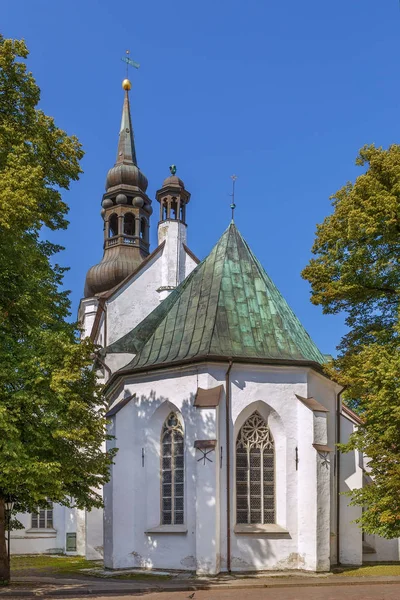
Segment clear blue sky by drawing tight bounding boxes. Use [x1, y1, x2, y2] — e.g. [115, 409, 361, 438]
[3, 0, 400, 355]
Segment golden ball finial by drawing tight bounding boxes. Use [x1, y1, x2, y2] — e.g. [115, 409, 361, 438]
[122, 78, 132, 91]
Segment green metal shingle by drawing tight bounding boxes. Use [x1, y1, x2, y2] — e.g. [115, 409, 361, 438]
[108, 222, 326, 371]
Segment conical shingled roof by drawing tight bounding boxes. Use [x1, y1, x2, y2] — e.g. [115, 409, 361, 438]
[108, 222, 325, 372]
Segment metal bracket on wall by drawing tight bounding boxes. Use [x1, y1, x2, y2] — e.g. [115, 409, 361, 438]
[194, 440, 217, 466]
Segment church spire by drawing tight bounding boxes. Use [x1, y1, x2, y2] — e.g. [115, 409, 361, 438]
[84, 79, 152, 298]
[116, 79, 137, 165]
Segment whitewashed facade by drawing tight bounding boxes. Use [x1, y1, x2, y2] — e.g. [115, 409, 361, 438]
[12, 81, 400, 573]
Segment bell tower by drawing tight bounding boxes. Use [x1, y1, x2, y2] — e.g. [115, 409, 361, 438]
[84, 79, 152, 298]
[156, 166, 191, 301]
[157, 165, 190, 225]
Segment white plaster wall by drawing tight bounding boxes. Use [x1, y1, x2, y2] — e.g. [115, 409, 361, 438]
[106, 367, 213, 570]
[296, 401, 318, 571]
[105, 363, 336, 573]
[11, 504, 75, 555]
[339, 415, 362, 565]
[363, 535, 400, 562]
[157, 222, 197, 302]
[104, 418, 116, 568]
[195, 406, 220, 574]
[157, 221, 187, 292]
[184, 250, 198, 278]
[94, 313, 105, 347]
[86, 507, 104, 559]
[313, 412, 331, 571]
[106, 250, 163, 345]
[307, 371, 338, 565]
[79, 298, 99, 339]
[221, 364, 334, 572]
[105, 353, 135, 374]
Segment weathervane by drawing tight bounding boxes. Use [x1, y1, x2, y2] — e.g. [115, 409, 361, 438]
[121, 49, 140, 81]
[230, 175, 238, 220]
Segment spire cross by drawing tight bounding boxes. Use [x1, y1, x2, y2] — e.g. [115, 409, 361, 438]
[230, 175, 238, 220]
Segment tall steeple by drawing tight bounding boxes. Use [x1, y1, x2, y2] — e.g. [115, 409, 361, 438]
[84, 79, 152, 298]
[116, 79, 137, 165]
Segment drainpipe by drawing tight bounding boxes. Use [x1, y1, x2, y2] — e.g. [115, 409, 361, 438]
[225, 360, 233, 572]
[336, 385, 346, 566]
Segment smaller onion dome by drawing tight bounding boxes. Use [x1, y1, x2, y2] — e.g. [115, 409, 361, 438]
[162, 174, 185, 189]
[162, 166, 185, 189]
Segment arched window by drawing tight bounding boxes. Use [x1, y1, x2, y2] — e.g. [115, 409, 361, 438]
[236, 412, 275, 525]
[162, 199, 168, 221]
[124, 213, 135, 236]
[140, 217, 147, 240]
[108, 213, 118, 237]
[170, 197, 177, 219]
[161, 412, 184, 525]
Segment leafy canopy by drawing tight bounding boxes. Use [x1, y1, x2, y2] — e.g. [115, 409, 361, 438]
[0, 36, 114, 525]
[302, 144, 400, 537]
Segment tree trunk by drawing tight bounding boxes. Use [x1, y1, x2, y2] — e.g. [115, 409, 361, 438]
[0, 498, 10, 583]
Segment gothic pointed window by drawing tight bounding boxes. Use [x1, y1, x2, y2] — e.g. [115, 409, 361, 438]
[236, 412, 275, 525]
[161, 412, 184, 525]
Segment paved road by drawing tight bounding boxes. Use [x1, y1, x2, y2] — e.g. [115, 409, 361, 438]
[58, 583, 400, 600]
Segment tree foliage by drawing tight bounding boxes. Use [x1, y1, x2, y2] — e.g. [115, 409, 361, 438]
[302, 144, 400, 537]
[0, 36, 115, 581]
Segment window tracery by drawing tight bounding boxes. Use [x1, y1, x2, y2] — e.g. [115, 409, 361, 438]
[236, 411, 275, 525]
[161, 412, 184, 525]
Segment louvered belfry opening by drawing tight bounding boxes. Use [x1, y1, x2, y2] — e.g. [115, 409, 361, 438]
[236, 412, 275, 525]
[161, 412, 184, 525]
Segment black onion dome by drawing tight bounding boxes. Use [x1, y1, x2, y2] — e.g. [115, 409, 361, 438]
[106, 163, 148, 191]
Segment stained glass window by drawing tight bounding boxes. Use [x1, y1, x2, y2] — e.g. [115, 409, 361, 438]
[236, 412, 275, 525]
[161, 412, 184, 525]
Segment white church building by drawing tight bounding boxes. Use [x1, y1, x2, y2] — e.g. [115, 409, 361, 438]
[11, 78, 400, 572]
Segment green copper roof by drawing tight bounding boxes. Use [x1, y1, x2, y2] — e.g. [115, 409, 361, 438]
[108, 222, 325, 372]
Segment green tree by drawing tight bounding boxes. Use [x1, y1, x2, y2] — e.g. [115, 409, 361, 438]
[302, 144, 400, 537]
[0, 36, 115, 582]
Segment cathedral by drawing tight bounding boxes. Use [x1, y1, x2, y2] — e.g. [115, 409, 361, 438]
[11, 78, 400, 572]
